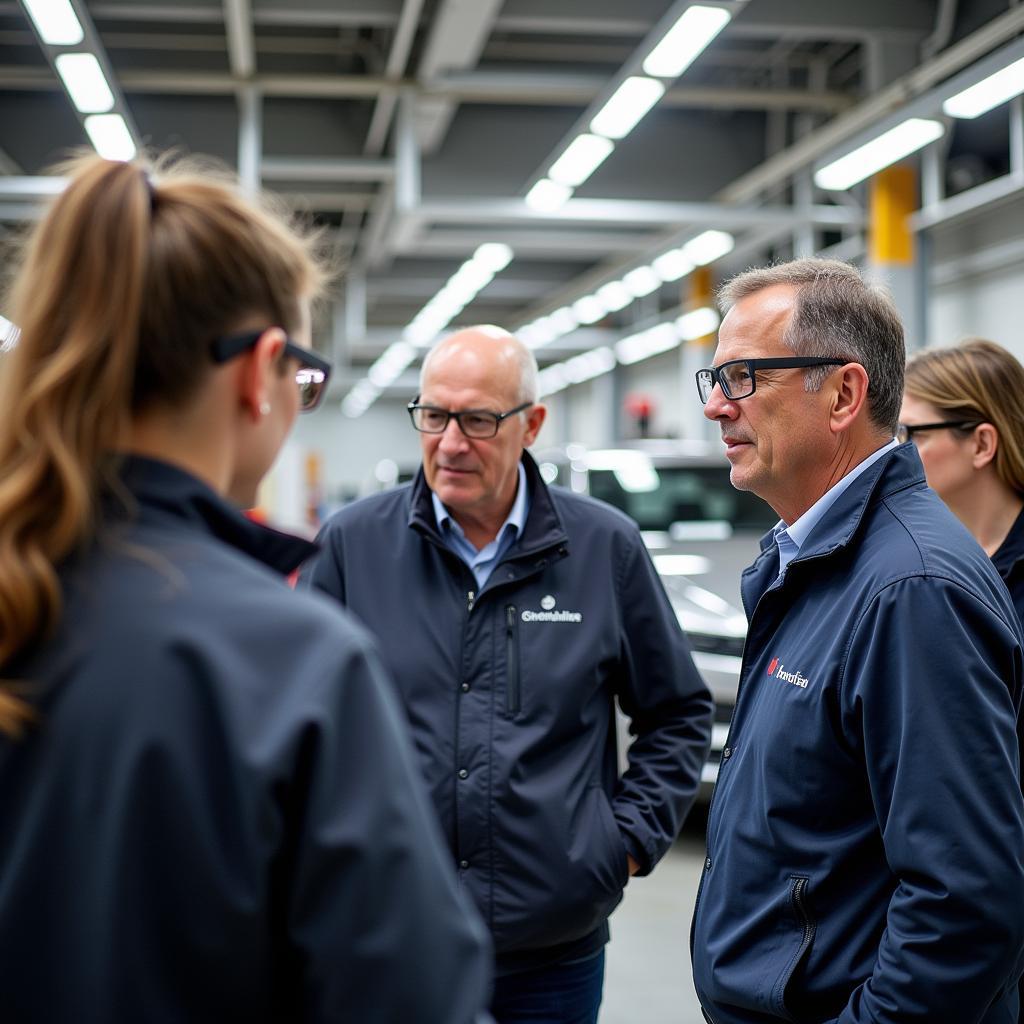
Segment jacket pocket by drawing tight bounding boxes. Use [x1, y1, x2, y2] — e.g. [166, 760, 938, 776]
[769, 875, 816, 1020]
[505, 604, 520, 715]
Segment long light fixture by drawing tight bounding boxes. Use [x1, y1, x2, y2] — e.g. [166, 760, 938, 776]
[525, 178, 572, 212]
[342, 243, 515, 418]
[518, 229, 733, 352]
[83, 114, 136, 160]
[682, 229, 735, 265]
[22, 0, 83, 44]
[548, 134, 615, 187]
[642, 5, 731, 78]
[54, 52, 114, 113]
[814, 117, 945, 191]
[615, 322, 680, 365]
[590, 77, 666, 140]
[943, 54, 1024, 118]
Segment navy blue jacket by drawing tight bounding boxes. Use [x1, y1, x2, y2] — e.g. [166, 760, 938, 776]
[993, 506, 1024, 629]
[304, 452, 713, 974]
[691, 442, 1024, 1024]
[0, 457, 491, 1023]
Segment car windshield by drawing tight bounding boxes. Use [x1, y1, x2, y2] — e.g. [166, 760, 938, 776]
[587, 465, 776, 532]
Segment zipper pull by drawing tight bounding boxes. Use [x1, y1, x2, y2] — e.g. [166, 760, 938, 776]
[467, 590, 475, 612]
[506, 605, 515, 631]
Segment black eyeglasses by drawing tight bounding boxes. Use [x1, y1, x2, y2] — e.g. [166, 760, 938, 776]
[896, 420, 980, 444]
[407, 398, 532, 439]
[695, 357, 848, 404]
[211, 331, 332, 412]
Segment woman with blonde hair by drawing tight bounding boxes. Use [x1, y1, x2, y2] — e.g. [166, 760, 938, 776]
[0, 155, 489, 1022]
[901, 338, 1024, 618]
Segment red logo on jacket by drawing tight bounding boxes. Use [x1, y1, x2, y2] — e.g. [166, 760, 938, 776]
[767, 657, 779, 676]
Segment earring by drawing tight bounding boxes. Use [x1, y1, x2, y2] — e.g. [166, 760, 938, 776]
[259, 401, 271, 416]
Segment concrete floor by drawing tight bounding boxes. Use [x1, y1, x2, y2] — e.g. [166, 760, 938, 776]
[601, 807, 709, 1024]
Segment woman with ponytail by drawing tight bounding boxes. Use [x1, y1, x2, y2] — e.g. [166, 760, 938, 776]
[0, 155, 489, 1023]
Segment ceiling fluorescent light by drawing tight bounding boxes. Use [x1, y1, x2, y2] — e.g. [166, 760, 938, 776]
[525, 178, 572, 212]
[615, 323, 679, 365]
[22, 0, 83, 45]
[537, 364, 570, 397]
[943, 55, 1024, 118]
[596, 280, 632, 312]
[682, 230, 734, 266]
[814, 118, 944, 191]
[473, 242, 513, 272]
[642, 5, 731, 79]
[520, 317, 560, 349]
[549, 134, 615, 187]
[653, 248, 695, 282]
[548, 306, 579, 335]
[55, 53, 114, 113]
[590, 77, 666, 140]
[563, 346, 616, 384]
[83, 114, 136, 161]
[572, 294, 608, 325]
[623, 265, 661, 297]
[676, 306, 721, 341]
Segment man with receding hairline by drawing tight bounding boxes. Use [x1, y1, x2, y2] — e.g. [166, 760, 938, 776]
[304, 325, 712, 1023]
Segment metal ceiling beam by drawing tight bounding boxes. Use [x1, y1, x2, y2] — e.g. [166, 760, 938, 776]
[409, 197, 861, 229]
[399, 228, 659, 259]
[718, 2, 1024, 204]
[0, 65, 853, 113]
[223, 0, 253, 78]
[364, 0, 425, 156]
[415, 0, 504, 153]
[260, 157, 395, 182]
[77, 3, 404, 29]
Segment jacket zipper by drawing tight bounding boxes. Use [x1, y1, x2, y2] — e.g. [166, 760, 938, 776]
[467, 589, 475, 612]
[505, 604, 520, 714]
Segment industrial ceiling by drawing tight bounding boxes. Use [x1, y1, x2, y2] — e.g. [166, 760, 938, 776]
[2, 0, 1023, 410]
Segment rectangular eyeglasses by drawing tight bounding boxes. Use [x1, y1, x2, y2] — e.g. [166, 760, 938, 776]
[211, 331, 332, 412]
[695, 357, 847, 404]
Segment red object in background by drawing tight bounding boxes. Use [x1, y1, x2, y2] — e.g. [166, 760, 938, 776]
[624, 392, 654, 438]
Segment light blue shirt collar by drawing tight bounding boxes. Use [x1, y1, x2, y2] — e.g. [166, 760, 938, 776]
[775, 438, 899, 576]
[432, 461, 530, 589]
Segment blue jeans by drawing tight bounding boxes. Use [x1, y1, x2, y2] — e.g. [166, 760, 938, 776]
[490, 950, 605, 1024]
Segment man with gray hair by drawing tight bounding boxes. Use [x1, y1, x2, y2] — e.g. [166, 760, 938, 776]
[690, 259, 1024, 1023]
[304, 325, 712, 1023]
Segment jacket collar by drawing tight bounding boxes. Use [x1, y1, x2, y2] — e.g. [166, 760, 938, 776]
[408, 450, 568, 557]
[992, 505, 1024, 580]
[110, 454, 317, 576]
[770, 440, 926, 565]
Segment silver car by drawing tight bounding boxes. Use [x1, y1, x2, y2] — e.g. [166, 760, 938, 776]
[535, 440, 777, 799]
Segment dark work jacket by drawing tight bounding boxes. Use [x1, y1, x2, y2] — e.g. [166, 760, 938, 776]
[993, 505, 1024, 629]
[0, 457, 491, 1024]
[303, 452, 713, 975]
[691, 442, 1024, 1024]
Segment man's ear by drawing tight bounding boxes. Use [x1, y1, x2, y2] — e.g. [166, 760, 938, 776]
[523, 403, 547, 447]
[971, 422, 999, 470]
[828, 363, 870, 435]
[237, 328, 287, 422]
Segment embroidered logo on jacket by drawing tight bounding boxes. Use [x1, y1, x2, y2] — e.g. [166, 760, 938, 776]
[767, 657, 809, 688]
[521, 595, 583, 624]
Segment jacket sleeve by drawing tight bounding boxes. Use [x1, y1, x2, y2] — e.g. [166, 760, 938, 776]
[611, 533, 714, 874]
[837, 575, 1024, 1023]
[277, 630, 493, 1024]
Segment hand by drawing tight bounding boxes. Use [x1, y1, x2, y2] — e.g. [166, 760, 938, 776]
[627, 854, 640, 877]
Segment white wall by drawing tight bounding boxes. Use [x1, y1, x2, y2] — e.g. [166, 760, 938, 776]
[927, 196, 1024, 360]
